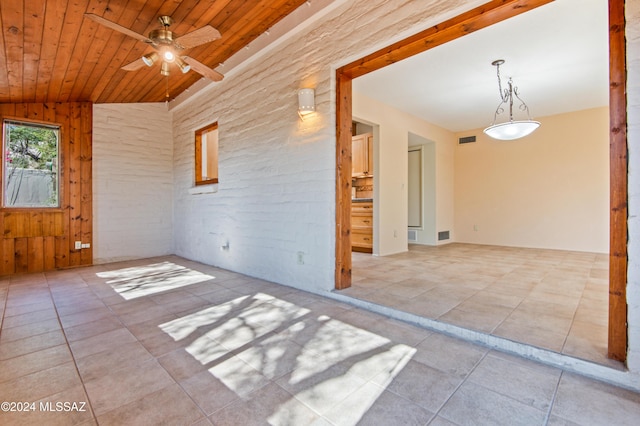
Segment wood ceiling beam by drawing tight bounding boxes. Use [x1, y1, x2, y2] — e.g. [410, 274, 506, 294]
[340, 0, 555, 80]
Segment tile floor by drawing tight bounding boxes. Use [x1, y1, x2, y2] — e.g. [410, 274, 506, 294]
[345, 243, 617, 368]
[0, 255, 639, 425]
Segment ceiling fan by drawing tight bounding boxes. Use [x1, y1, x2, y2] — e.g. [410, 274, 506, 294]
[85, 13, 224, 81]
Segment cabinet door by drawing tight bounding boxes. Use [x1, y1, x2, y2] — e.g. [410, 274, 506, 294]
[352, 134, 368, 177]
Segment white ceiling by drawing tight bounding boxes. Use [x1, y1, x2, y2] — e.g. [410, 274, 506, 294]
[352, 0, 609, 133]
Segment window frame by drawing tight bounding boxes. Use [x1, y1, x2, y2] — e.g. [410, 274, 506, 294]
[194, 122, 219, 186]
[2, 118, 62, 209]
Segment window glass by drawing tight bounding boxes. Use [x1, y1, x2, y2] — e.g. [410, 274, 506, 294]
[3, 120, 60, 208]
[195, 122, 218, 185]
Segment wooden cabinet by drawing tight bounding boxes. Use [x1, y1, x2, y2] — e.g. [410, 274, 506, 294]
[352, 132, 373, 177]
[351, 201, 373, 253]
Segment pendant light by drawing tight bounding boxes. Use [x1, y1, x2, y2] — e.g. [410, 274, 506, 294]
[483, 60, 540, 140]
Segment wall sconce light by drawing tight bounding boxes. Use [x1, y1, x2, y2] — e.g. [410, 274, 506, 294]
[298, 88, 315, 118]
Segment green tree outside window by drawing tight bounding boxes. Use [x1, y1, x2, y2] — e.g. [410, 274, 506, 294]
[3, 121, 59, 207]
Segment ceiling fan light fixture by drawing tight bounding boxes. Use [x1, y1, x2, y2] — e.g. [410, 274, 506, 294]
[175, 57, 190, 74]
[160, 61, 171, 76]
[484, 59, 540, 141]
[162, 48, 176, 63]
[142, 52, 158, 67]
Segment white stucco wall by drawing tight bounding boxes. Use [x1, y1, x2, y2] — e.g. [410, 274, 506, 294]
[93, 103, 174, 264]
[626, 0, 640, 374]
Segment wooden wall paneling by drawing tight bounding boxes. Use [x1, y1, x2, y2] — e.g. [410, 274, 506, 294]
[29, 212, 43, 238]
[0, 102, 92, 275]
[27, 102, 45, 123]
[14, 237, 28, 273]
[68, 103, 82, 267]
[28, 237, 44, 272]
[54, 103, 70, 270]
[54, 235, 69, 269]
[608, 0, 627, 362]
[2, 239, 15, 275]
[43, 236, 56, 270]
[80, 102, 93, 265]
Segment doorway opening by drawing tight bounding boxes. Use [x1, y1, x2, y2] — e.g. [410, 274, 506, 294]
[334, 0, 627, 362]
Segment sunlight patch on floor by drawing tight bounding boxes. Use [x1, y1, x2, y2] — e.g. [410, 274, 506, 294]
[158, 291, 415, 424]
[98, 262, 214, 300]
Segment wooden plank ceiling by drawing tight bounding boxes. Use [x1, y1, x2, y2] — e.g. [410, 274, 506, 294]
[0, 0, 308, 104]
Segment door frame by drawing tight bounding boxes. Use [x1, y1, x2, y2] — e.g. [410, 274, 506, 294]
[334, 0, 628, 361]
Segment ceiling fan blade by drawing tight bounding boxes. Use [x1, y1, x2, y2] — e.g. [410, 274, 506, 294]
[182, 56, 224, 81]
[85, 13, 152, 44]
[175, 26, 221, 49]
[121, 58, 147, 71]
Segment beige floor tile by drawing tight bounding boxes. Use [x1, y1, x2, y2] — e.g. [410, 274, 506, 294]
[96, 383, 204, 426]
[63, 315, 123, 342]
[371, 359, 462, 412]
[276, 362, 367, 415]
[551, 372, 640, 425]
[413, 333, 487, 378]
[350, 244, 612, 366]
[3, 300, 56, 318]
[0, 329, 67, 360]
[158, 347, 215, 382]
[0, 361, 82, 402]
[324, 381, 434, 426]
[2, 308, 57, 330]
[75, 341, 154, 382]
[233, 333, 306, 381]
[467, 353, 560, 411]
[438, 306, 512, 333]
[210, 382, 319, 426]
[58, 306, 115, 329]
[0, 317, 62, 342]
[1, 384, 94, 426]
[69, 327, 137, 359]
[0, 344, 73, 383]
[439, 381, 547, 426]
[179, 369, 243, 415]
[83, 359, 175, 416]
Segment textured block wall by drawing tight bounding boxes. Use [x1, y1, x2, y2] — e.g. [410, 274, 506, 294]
[626, 0, 640, 372]
[93, 103, 174, 263]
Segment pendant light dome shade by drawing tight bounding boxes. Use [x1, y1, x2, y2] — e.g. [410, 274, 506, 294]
[484, 120, 540, 140]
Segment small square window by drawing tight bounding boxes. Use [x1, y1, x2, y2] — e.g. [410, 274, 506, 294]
[2, 120, 60, 208]
[195, 122, 218, 186]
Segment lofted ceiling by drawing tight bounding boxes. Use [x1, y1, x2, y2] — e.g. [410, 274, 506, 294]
[353, 0, 609, 133]
[0, 0, 308, 104]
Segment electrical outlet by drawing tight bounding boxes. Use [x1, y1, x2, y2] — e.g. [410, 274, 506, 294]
[297, 251, 305, 265]
[81, 243, 90, 249]
[74, 241, 82, 250]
